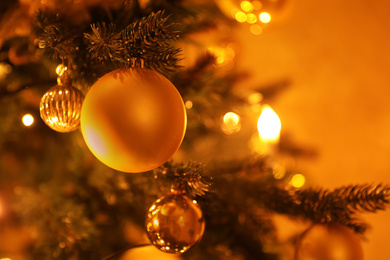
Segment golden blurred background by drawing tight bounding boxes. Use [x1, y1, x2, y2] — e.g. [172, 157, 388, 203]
[231, 0, 390, 259]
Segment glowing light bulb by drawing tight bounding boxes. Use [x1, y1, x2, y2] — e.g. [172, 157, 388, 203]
[22, 113, 34, 126]
[291, 174, 306, 188]
[257, 105, 281, 142]
[259, 12, 271, 23]
[221, 112, 241, 134]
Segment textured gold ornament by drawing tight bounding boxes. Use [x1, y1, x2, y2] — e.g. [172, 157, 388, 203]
[295, 223, 363, 260]
[40, 83, 84, 132]
[145, 192, 205, 254]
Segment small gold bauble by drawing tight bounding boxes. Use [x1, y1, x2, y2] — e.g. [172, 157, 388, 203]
[80, 67, 187, 173]
[40, 84, 84, 132]
[145, 192, 205, 254]
[295, 223, 363, 260]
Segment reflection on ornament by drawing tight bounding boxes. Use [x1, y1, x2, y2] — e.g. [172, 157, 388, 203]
[80, 67, 186, 173]
[56, 64, 67, 77]
[22, 113, 34, 127]
[40, 83, 84, 132]
[145, 192, 205, 254]
[295, 224, 363, 260]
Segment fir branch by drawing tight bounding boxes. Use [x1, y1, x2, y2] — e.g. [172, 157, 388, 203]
[286, 184, 390, 233]
[85, 10, 181, 74]
[119, 10, 179, 46]
[153, 161, 212, 197]
[84, 23, 122, 62]
[333, 184, 390, 212]
[34, 10, 79, 60]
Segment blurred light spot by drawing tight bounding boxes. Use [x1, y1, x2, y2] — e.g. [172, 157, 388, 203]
[22, 113, 34, 126]
[259, 12, 271, 23]
[246, 13, 257, 24]
[273, 165, 286, 179]
[257, 105, 281, 142]
[221, 112, 241, 134]
[185, 100, 193, 109]
[208, 46, 236, 67]
[240, 1, 254, 12]
[0, 63, 12, 80]
[250, 24, 263, 35]
[235, 11, 247, 22]
[291, 174, 306, 188]
[248, 93, 263, 104]
[252, 0, 262, 10]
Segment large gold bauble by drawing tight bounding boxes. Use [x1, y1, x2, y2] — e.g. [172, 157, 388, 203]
[295, 223, 363, 260]
[80, 67, 186, 173]
[40, 84, 84, 132]
[145, 192, 205, 254]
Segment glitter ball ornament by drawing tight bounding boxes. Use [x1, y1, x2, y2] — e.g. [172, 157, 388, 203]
[40, 82, 84, 132]
[145, 192, 205, 253]
[295, 223, 363, 260]
[80, 67, 186, 173]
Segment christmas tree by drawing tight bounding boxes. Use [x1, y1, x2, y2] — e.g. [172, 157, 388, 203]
[1, 0, 389, 259]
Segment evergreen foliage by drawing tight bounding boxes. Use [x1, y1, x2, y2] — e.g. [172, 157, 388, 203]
[0, 0, 389, 259]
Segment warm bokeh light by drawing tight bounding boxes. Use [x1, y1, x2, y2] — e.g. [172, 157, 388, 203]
[207, 46, 236, 67]
[185, 100, 193, 109]
[240, 1, 253, 12]
[22, 113, 34, 126]
[273, 165, 286, 179]
[257, 105, 281, 142]
[291, 173, 306, 188]
[259, 12, 271, 23]
[0, 63, 12, 80]
[248, 92, 263, 105]
[250, 24, 263, 35]
[221, 112, 241, 134]
[246, 13, 257, 24]
[252, 0, 262, 10]
[235, 11, 247, 22]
